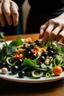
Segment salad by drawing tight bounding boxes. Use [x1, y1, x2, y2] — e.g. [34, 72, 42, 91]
[0, 37, 64, 79]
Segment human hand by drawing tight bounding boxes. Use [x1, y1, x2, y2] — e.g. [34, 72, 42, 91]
[0, 0, 19, 27]
[39, 14, 64, 42]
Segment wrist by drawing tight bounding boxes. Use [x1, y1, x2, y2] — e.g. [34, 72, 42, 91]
[58, 13, 64, 18]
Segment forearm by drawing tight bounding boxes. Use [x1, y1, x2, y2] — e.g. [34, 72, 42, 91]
[58, 13, 64, 18]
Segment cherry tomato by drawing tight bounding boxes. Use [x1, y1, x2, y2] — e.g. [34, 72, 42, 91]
[53, 66, 63, 76]
[31, 50, 37, 54]
[14, 55, 20, 60]
[25, 37, 32, 43]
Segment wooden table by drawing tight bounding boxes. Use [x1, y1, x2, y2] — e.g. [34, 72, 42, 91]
[0, 33, 64, 96]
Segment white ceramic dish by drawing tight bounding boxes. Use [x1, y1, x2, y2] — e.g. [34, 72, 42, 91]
[0, 71, 64, 83]
[0, 40, 64, 83]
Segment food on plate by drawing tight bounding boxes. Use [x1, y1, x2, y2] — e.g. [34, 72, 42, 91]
[0, 37, 64, 79]
[1, 67, 8, 74]
[53, 66, 63, 76]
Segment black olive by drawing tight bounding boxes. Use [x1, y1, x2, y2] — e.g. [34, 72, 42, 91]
[35, 40, 41, 46]
[22, 44, 26, 49]
[61, 66, 64, 71]
[39, 56, 45, 63]
[28, 42, 32, 44]
[18, 70, 25, 78]
[24, 50, 32, 58]
[47, 46, 56, 52]
[16, 59, 24, 69]
[30, 44, 34, 49]
[26, 46, 31, 51]
[18, 59, 23, 64]
[0, 62, 2, 69]
[18, 63, 24, 70]
[48, 50, 55, 56]
[7, 65, 11, 71]
[31, 54, 37, 59]
[41, 52, 48, 58]
[0, 62, 7, 68]
[47, 46, 53, 51]
[11, 65, 19, 74]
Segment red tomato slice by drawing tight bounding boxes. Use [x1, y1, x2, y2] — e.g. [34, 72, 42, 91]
[14, 55, 20, 60]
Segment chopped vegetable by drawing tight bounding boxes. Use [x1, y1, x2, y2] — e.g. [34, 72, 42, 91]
[25, 37, 32, 43]
[32, 70, 43, 78]
[14, 55, 20, 60]
[1, 67, 8, 74]
[23, 58, 38, 68]
[6, 57, 17, 66]
[53, 66, 63, 76]
[10, 37, 24, 46]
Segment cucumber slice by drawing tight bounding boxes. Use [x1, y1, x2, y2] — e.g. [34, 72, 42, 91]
[6, 57, 16, 66]
[32, 70, 43, 78]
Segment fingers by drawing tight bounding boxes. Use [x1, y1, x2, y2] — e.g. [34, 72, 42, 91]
[56, 29, 64, 41]
[39, 23, 48, 39]
[39, 19, 64, 42]
[11, 1, 19, 26]
[3, 1, 12, 25]
[50, 26, 62, 41]
[0, 2, 5, 27]
[42, 22, 54, 41]
[2, 0, 19, 26]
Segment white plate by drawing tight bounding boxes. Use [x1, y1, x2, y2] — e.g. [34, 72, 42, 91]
[0, 41, 64, 83]
[0, 72, 64, 83]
